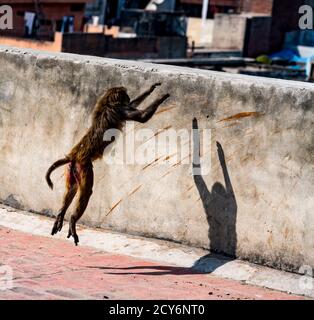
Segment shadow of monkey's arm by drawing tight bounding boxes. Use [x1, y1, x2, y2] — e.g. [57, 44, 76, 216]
[192, 118, 212, 202]
[216, 142, 237, 205]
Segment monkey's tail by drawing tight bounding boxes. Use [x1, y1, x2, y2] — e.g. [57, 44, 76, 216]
[45, 157, 71, 190]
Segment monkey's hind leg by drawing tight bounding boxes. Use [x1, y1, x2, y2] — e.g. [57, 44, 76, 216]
[67, 161, 94, 245]
[51, 164, 78, 236]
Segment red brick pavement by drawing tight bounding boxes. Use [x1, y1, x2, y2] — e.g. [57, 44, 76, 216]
[0, 226, 304, 300]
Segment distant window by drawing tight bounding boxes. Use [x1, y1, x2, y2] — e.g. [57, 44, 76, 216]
[70, 4, 85, 12]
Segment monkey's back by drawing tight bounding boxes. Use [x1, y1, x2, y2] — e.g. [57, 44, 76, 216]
[68, 105, 124, 164]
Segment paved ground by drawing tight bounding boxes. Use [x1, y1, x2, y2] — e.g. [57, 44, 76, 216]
[0, 226, 304, 300]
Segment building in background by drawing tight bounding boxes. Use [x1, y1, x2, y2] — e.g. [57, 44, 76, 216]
[169, 0, 311, 56]
[210, 0, 308, 56]
[241, 0, 306, 53]
[1, 0, 313, 70]
[1, 0, 92, 40]
[85, 0, 107, 24]
[0, 0, 187, 59]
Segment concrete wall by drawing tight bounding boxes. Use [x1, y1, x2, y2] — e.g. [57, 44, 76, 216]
[212, 14, 248, 50]
[62, 33, 187, 59]
[0, 46, 314, 274]
[187, 18, 214, 46]
[212, 13, 272, 57]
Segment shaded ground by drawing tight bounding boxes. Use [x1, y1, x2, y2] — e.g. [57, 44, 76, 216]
[0, 227, 303, 300]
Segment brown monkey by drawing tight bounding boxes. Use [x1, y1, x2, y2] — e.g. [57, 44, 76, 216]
[45, 83, 170, 245]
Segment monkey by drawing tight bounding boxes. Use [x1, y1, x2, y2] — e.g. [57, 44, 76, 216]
[45, 83, 170, 245]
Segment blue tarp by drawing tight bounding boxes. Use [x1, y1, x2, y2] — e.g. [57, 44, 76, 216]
[270, 48, 314, 79]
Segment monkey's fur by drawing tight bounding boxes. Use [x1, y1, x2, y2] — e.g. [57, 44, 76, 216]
[46, 84, 170, 245]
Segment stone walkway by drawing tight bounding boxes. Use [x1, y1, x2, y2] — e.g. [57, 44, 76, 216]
[0, 226, 304, 300]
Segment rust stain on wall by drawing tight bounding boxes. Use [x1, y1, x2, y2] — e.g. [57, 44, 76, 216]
[128, 185, 142, 197]
[267, 231, 273, 248]
[144, 126, 172, 144]
[240, 155, 250, 163]
[222, 122, 238, 128]
[155, 106, 176, 115]
[284, 227, 289, 240]
[106, 199, 122, 217]
[173, 153, 191, 166]
[185, 185, 194, 193]
[142, 157, 160, 170]
[218, 112, 264, 123]
[154, 125, 172, 137]
[159, 171, 171, 180]
[164, 152, 178, 161]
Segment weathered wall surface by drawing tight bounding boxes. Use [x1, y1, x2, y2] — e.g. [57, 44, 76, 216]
[187, 18, 214, 46]
[0, 46, 313, 274]
[212, 14, 272, 57]
[212, 14, 248, 50]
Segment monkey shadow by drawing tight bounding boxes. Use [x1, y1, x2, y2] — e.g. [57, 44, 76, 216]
[191, 118, 237, 272]
[84, 119, 237, 277]
[85, 265, 209, 276]
[85, 254, 232, 276]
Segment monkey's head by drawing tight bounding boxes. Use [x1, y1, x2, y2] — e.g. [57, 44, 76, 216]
[103, 87, 130, 107]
